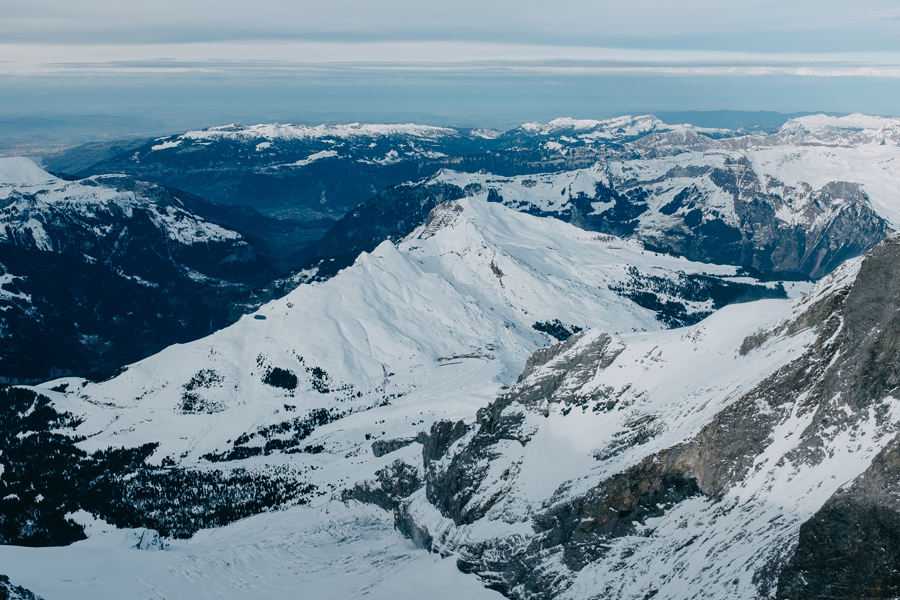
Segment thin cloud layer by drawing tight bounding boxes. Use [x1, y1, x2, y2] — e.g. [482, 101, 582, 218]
[2, 1, 899, 124]
[4, 0, 900, 51]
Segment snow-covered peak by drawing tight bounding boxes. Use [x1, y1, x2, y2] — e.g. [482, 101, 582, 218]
[0, 157, 59, 187]
[0, 162, 127, 205]
[56, 194, 784, 469]
[468, 128, 503, 139]
[519, 117, 608, 134]
[0, 167, 241, 248]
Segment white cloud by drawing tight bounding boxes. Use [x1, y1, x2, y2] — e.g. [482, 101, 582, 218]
[3, 0, 900, 47]
[4, 40, 900, 79]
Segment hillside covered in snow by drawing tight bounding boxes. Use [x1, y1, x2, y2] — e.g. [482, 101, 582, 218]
[4, 113, 900, 599]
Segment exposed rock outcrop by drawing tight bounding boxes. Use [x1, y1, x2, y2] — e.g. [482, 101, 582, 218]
[378, 234, 900, 599]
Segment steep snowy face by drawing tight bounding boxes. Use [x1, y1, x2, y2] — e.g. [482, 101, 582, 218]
[0, 157, 61, 187]
[0, 159, 274, 380]
[389, 234, 900, 599]
[58, 195, 789, 466]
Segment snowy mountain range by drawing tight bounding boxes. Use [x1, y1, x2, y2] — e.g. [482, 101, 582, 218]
[48, 113, 900, 280]
[3, 113, 900, 599]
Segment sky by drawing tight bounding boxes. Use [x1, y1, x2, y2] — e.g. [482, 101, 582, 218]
[3, 0, 900, 134]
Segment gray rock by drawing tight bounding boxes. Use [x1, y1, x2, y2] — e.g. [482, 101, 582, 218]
[777, 436, 900, 600]
[391, 234, 900, 598]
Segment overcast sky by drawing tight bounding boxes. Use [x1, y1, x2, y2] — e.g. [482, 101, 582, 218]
[3, 0, 900, 130]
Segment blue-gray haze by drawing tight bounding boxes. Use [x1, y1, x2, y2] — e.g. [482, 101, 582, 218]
[3, 0, 900, 141]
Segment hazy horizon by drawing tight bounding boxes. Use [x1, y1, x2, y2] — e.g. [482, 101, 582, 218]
[5, 1, 900, 151]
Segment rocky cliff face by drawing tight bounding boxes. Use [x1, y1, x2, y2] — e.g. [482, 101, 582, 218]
[424, 154, 893, 280]
[0, 574, 42, 600]
[618, 156, 892, 279]
[364, 234, 900, 599]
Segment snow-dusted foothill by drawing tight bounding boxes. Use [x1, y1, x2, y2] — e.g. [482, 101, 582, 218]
[0, 158, 276, 380]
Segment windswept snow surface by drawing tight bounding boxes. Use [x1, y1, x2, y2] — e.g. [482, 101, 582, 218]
[0, 503, 503, 600]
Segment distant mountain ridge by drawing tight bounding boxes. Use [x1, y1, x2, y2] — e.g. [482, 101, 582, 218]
[46, 113, 900, 282]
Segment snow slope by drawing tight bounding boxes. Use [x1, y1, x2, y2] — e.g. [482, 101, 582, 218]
[0, 503, 503, 600]
[0, 192, 797, 598]
[0, 157, 59, 187]
[53, 194, 784, 467]
[396, 237, 900, 599]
